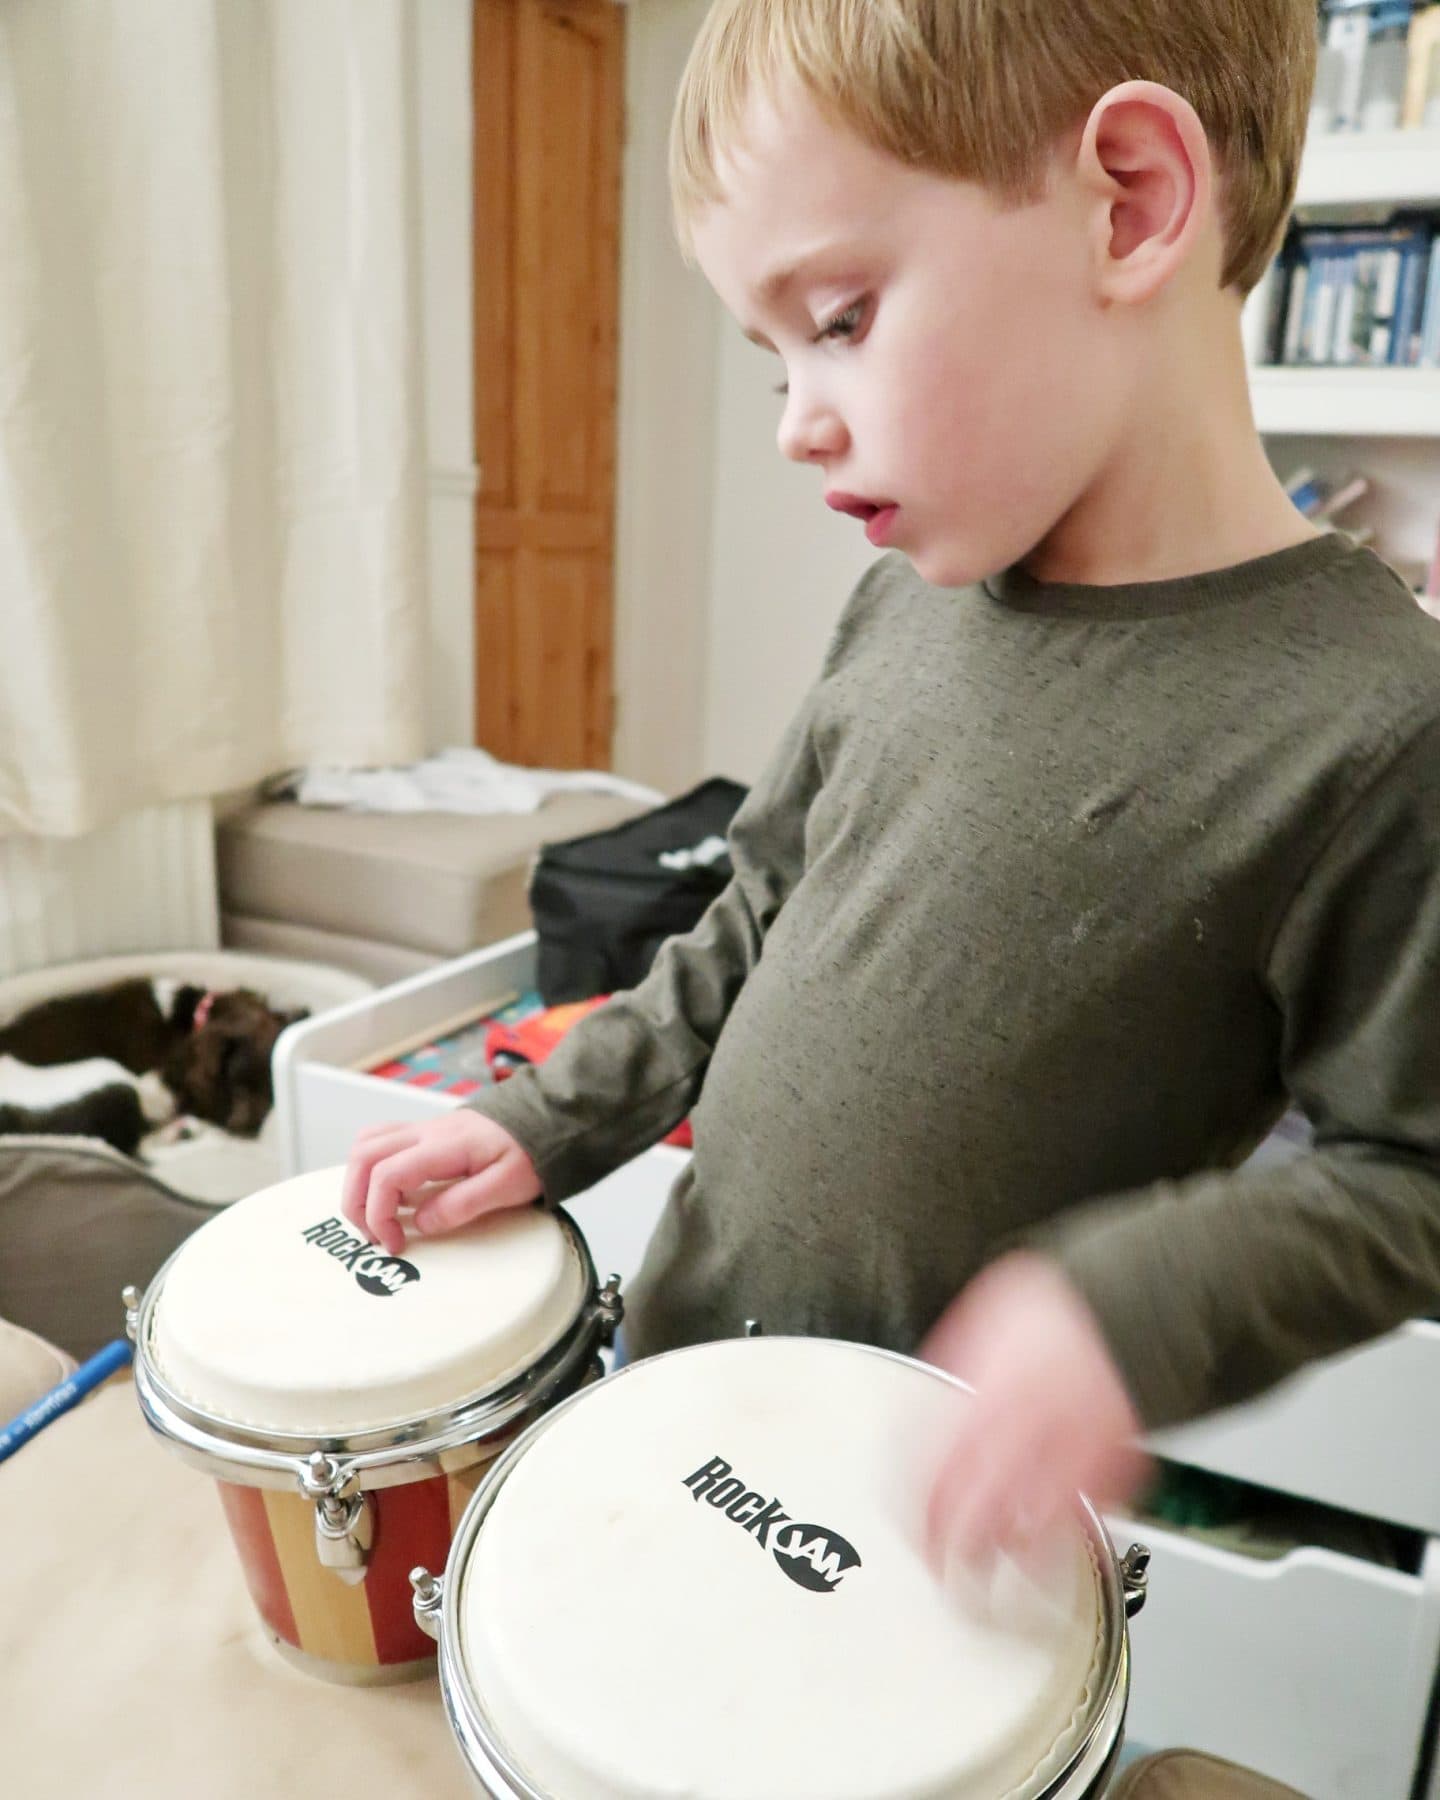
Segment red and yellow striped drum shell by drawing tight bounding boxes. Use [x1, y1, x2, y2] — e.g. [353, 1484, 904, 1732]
[217, 1451, 500, 1678]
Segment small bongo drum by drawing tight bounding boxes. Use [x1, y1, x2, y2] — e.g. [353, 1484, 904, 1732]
[413, 1336, 1149, 1799]
[125, 1167, 620, 1684]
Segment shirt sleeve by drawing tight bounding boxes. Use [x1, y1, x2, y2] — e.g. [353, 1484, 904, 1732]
[1036, 709, 1440, 1429]
[462, 662, 826, 1204]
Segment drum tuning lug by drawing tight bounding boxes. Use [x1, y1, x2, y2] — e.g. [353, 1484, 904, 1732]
[121, 1285, 142, 1344]
[744, 1319, 764, 1337]
[299, 1451, 373, 1582]
[1120, 1543, 1150, 1618]
[595, 1273, 625, 1346]
[410, 1565, 445, 1641]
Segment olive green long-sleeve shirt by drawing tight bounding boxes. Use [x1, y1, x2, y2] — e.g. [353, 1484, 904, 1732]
[471, 534, 1440, 1427]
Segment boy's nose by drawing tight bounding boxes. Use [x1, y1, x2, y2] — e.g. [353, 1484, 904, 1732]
[776, 391, 848, 465]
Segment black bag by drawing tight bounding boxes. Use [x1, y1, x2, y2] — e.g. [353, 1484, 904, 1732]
[529, 777, 749, 1003]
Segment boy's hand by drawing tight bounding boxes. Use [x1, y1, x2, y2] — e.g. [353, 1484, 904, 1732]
[340, 1112, 542, 1256]
[919, 1253, 1149, 1567]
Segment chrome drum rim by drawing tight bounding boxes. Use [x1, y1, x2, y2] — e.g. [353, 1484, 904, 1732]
[129, 1210, 617, 1492]
[429, 1339, 1139, 1800]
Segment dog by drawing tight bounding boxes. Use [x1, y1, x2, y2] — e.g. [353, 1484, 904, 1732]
[0, 979, 308, 1140]
[0, 1064, 153, 1157]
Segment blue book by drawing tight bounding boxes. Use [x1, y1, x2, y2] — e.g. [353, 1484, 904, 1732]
[1420, 240, 1440, 369]
[1290, 225, 1428, 365]
[1310, 253, 1343, 367]
[1388, 228, 1436, 367]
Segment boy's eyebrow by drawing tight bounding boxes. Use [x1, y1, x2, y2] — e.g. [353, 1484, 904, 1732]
[755, 245, 835, 305]
[740, 241, 856, 349]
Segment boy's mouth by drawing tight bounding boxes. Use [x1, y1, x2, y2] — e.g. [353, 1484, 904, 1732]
[825, 492, 900, 548]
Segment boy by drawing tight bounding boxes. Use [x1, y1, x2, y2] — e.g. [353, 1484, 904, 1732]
[344, 0, 1440, 1562]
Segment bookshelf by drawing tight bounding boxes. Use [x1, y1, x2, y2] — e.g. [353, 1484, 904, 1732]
[1246, 132, 1440, 443]
[1244, 124, 1440, 587]
[1294, 129, 1440, 209]
[1250, 365, 1440, 435]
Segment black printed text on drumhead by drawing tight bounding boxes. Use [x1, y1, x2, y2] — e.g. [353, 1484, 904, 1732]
[683, 1453, 862, 1593]
[300, 1217, 421, 1298]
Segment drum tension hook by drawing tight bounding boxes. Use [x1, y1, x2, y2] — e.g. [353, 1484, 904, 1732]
[410, 1566, 446, 1642]
[595, 1273, 625, 1346]
[1120, 1543, 1151, 1618]
[300, 1450, 374, 1584]
[121, 1285, 142, 1345]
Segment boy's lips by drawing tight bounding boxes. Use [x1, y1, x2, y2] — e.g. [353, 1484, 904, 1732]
[825, 492, 900, 548]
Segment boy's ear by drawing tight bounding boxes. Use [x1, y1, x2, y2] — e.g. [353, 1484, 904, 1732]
[1075, 81, 1215, 306]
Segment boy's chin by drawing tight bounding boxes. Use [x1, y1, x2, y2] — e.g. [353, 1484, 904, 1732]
[902, 544, 994, 592]
[905, 521, 1060, 591]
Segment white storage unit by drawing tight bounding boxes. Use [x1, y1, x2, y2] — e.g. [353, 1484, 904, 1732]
[271, 931, 677, 1304]
[1155, 1324, 1440, 1538]
[1108, 1515, 1440, 1800]
[1114, 1130, 1440, 1796]
[1113, 1319, 1440, 1798]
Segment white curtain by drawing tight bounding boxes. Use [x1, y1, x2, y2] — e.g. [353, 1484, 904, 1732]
[0, 0, 429, 839]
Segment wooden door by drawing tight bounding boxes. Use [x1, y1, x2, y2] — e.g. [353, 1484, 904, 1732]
[472, 0, 624, 769]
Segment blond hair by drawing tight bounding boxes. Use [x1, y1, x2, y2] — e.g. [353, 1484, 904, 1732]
[670, 0, 1316, 293]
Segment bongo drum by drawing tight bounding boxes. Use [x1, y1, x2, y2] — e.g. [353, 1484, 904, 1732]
[125, 1167, 620, 1684]
[413, 1336, 1149, 1798]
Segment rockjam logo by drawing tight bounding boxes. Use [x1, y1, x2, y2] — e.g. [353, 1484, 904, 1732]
[300, 1217, 422, 1298]
[683, 1454, 862, 1594]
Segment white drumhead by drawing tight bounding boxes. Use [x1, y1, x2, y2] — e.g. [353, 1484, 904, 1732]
[150, 1168, 587, 1434]
[457, 1338, 1102, 1800]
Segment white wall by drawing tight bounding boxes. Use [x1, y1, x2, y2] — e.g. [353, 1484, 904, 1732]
[419, 0, 478, 751]
[615, 0, 878, 792]
[703, 327, 879, 783]
[611, 0, 720, 793]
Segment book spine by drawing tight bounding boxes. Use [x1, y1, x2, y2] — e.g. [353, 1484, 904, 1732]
[1403, 5, 1440, 129]
[1421, 240, 1440, 367]
[1311, 255, 1341, 367]
[1282, 253, 1311, 365]
[1372, 247, 1403, 364]
[1389, 245, 1421, 367]
[1405, 230, 1436, 369]
[1327, 10, 1372, 130]
[1332, 249, 1360, 366]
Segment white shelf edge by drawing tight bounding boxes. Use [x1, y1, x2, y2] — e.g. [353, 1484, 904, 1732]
[1250, 366, 1440, 437]
[1296, 130, 1440, 210]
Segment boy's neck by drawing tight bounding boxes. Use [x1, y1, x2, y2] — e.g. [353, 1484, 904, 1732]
[1019, 304, 1323, 590]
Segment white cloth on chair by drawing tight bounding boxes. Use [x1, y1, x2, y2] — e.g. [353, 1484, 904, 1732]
[268, 748, 663, 818]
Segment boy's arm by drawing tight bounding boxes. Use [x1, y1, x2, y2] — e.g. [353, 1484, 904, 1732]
[1037, 709, 1440, 1430]
[463, 681, 824, 1204]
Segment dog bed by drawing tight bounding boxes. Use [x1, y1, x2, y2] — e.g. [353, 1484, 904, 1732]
[0, 950, 372, 1359]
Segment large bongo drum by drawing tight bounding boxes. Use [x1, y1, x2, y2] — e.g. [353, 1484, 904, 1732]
[125, 1167, 620, 1684]
[413, 1336, 1149, 1799]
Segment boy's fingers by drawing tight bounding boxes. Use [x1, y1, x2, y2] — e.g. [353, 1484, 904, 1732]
[341, 1127, 417, 1230]
[926, 1430, 985, 1567]
[930, 1408, 1063, 1568]
[355, 1119, 414, 1143]
[362, 1140, 485, 1255]
[411, 1155, 534, 1236]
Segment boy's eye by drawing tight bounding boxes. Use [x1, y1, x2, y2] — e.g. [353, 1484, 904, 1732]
[771, 298, 869, 396]
[817, 300, 866, 340]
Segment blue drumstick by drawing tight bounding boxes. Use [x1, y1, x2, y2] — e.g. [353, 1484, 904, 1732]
[0, 1337, 134, 1465]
